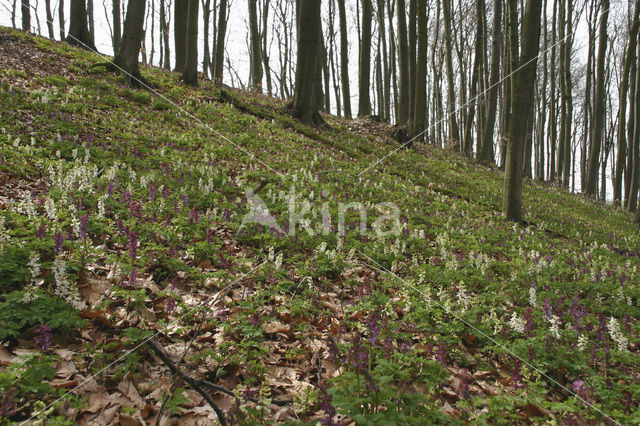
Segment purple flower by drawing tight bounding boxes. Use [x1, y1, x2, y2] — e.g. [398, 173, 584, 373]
[128, 268, 138, 286]
[107, 181, 114, 196]
[53, 232, 64, 254]
[366, 310, 382, 346]
[148, 182, 157, 202]
[79, 214, 89, 239]
[121, 190, 132, 204]
[542, 298, 552, 320]
[512, 359, 525, 389]
[249, 313, 261, 326]
[33, 324, 52, 351]
[166, 296, 177, 313]
[128, 230, 138, 259]
[36, 223, 46, 239]
[317, 383, 338, 426]
[188, 207, 200, 224]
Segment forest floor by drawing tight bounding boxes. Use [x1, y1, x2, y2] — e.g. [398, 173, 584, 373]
[0, 26, 639, 425]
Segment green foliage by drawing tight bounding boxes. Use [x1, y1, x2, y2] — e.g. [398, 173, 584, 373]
[0, 290, 86, 339]
[0, 245, 30, 292]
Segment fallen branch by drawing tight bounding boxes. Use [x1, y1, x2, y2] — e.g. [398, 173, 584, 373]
[196, 380, 292, 406]
[147, 339, 226, 426]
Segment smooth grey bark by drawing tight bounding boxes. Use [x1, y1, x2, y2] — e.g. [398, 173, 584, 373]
[396, 0, 409, 124]
[585, 0, 609, 197]
[337, 0, 352, 118]
[410, 0, 427, 141]
[479, 0, 501, 163]
[442, 0, 460, 150]
[248, 0, 263, 91]
[174, 0, 187, 72]
[182, 0, 200, 86]
[503, 0, 543, 222]
[293, 0, 325, 127]
[67, 0, 95, 49]
[615, 0, 640, 205]
[113, 0, 146, 87]
[358, 0, 373, 116]
[213, 0, 228, 85]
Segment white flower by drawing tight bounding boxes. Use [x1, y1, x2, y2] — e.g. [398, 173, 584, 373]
[274, 253, 283, 269]
[28, 251, 41, 281]
[97, 197, 106, 219]
[549, 315, 561, 339]
[52, 255, 83, 309]
[44, 198, 57, 220]
[607, 317, 629, 352]
[457, 281, 471, 312]
[71, 216, 81, 238]
[577, 334, 588, 352]
[509, 312, 525, 334]
[529, 287, 537, 308]
[0, 217, 9, 253]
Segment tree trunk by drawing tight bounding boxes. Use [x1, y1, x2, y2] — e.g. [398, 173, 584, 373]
[248, 0, 263, 91]
[463, 0, 484, 157]
[174, 0, 188, 72]
[337, 0, 352, 118]
[261, 0, 273, 96]
[112, 0, 121, 52]
[442, 0, 460, 150]
[397, 0, 409, 124]
[479, 0, 501, 163]
[377, 0, 390, 122]
[21, 0, 30, 32]
[213, 0, 228, 85]
[615, 0, 640, 205]
[87, 0, 95, 48]
[45, 0, 55, 39]
[585, 0, 609, 197]
[67, 0, 96, 49]
[202, 0, 211, 77]
[160, 0, 170, 69]
[182, 0, 200, 86]
[410, 0, 427, 141]
[113, 0, 146, 88]
[503, 0, 543, 222]
[59, 0, 65, 40]
[293, 0, 325, 127]
[358, 0, 373, 116]
[629, 40, 640, 210]
[408, 0, 417, 122]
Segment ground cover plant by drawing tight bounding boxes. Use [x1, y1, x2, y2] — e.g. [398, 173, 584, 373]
[0, 27, 639, 424]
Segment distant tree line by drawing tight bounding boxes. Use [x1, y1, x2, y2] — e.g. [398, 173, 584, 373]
[9, 0, 640, 223]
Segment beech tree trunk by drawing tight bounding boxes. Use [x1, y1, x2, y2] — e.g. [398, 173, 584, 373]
[213, 0, 228, 85]
[503, 0, 543, 222]
[410, 0, 427, 141]
[292, 0, 324, 127]
[337, 0, 351, 118]
[585, 0, 609, 197]
[182, 0, 200, 86]
[358, 0, 373, 116]
[113, 0, 146, 88]
[59, 0, 65, 40]
[249, 0, 263, 91]
[442, 0, 460, 150]
[478, 0, 501, 163]
[396, 0, 409, 124]
[67, 0, 96, 49]
[174, 0, 188, 72]
[615, 0, 640, 205]
[22, 0, 30, 32]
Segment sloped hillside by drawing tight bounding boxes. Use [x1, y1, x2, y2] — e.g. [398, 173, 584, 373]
[0, 27, 639, 424]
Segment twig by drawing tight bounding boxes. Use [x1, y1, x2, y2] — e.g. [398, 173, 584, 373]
[147, 339, 226, 426]
[197, 380, 292, 406]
